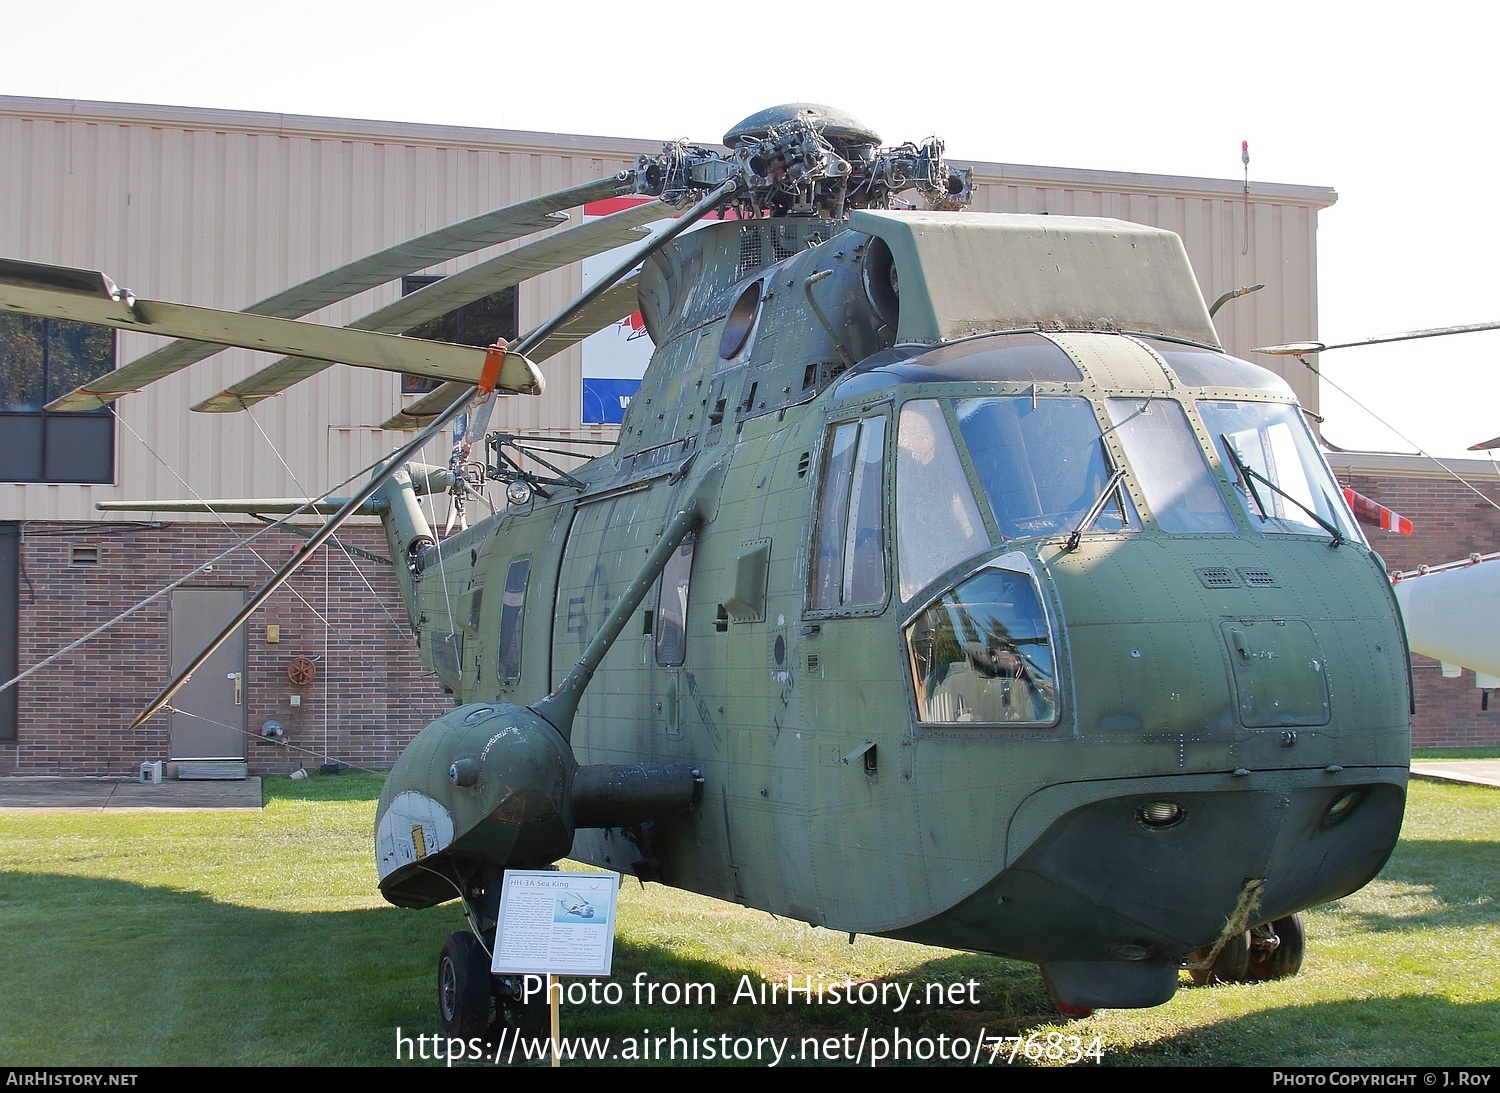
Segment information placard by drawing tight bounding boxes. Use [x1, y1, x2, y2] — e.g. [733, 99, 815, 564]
[491, 869, 620, 977]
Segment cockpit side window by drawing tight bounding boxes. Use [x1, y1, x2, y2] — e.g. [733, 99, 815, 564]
[896, 399, 986, 601]
[810, 416, 888, 611]
[497, 556, 531, 685]
[905, 564, 1058, 726]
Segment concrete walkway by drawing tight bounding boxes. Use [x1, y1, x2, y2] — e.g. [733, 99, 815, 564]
[1408, 760, 1500, 789]
[0, 775, 263, 810]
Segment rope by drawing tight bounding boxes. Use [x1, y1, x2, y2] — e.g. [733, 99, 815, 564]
[2, 431, 400, 695]
[244, 407, 411, 641]
[1307, 357, 1500, 515]
[155, 704, 385, 775]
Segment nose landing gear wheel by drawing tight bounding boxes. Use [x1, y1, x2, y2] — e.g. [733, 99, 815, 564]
[438, 931, 492, 1039]
[1187, 930, 1251, 986]
[1247, 913, 1306, 981]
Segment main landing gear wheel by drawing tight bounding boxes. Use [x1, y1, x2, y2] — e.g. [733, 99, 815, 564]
[438, 931, 491, 1038]
[1187, 930, 1251, 986]
[1247, 913, 1306, 981]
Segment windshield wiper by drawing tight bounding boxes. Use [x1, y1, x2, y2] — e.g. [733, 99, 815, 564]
[1065, 468, 1128, 552]
[1218, 434, 1343, 548]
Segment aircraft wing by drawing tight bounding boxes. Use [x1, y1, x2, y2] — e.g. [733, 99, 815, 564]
[35, 176, 628, 412]
[0, 259, 544, 395]
[190, 200, 662, 412]
[382, 274, 642, 430]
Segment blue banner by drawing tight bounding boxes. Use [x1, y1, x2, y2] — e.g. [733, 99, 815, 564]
[582, 378, 641, 425]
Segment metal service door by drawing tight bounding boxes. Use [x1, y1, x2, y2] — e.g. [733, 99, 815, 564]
[168, 588, 247, 760]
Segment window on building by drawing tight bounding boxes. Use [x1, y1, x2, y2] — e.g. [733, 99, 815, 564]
[0, 314, 115, 483]
[400, 276, 518, 394]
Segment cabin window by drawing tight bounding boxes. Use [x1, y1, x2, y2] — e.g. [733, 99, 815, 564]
[905, 562, 1058, 726]
[497, 556, 531, 684]
[810, 416, 888, 611]
[896, 399, 985, 601]
[0, 314, 114, 483]
[1105, 399, 1235, 533]
[952, 396, 1137, 541]
[1198, 401, 1361, 544]
[655, 535, 695, 666]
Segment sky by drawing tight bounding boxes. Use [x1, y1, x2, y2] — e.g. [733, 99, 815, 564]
[5, 0, 1499, 461]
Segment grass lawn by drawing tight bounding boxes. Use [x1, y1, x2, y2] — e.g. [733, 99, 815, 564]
[0, 772, 1495, 1067]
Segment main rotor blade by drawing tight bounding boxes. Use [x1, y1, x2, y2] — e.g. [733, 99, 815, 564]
[389, 179, 737, 436]
[191, 200, 663, 412]
[1255, 320, 1500, 356]
[40, 176, 630, 411]
[381, 274, 641, 430]
[527, 276, 647, 363]
[0, 265, 543, 394]
[128, 389, 477, 731]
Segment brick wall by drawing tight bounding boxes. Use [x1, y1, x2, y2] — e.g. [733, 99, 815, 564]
[3, 522, 451, 776]
[1341, 470, 1500, 749]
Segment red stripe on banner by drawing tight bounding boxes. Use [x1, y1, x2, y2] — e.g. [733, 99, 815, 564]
[584, 196, 735, 221]
[584, 196, 655, 216]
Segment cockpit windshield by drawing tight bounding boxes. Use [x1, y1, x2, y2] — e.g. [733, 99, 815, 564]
[953, 396, 1137, 542]
[895, 400, 987, 601]
[1197, 400, 1361, 544]
[1104, 398, 1235, 533]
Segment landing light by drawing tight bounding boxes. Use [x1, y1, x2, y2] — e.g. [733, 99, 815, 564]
[1323, 790, 1364, 828]
[505, 480, 533, 506]
[1136, 801, 1183, 828]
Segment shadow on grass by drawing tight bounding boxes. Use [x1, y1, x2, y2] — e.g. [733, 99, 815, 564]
[1333, 837, 1499, 930]
[1105, 995, 1500, 1067]
[0, 869, 1053, 1067]
[1, 869, 1495, 1067]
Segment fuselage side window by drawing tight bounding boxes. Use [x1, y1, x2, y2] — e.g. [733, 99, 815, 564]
[655, 535, 696, 666]
[843, 416, 888, 606]
[811, 416, 888, 611]
[497, 556, 531, 685]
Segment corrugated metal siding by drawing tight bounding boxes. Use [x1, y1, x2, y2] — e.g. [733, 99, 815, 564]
[1, 97, 1333, 522]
